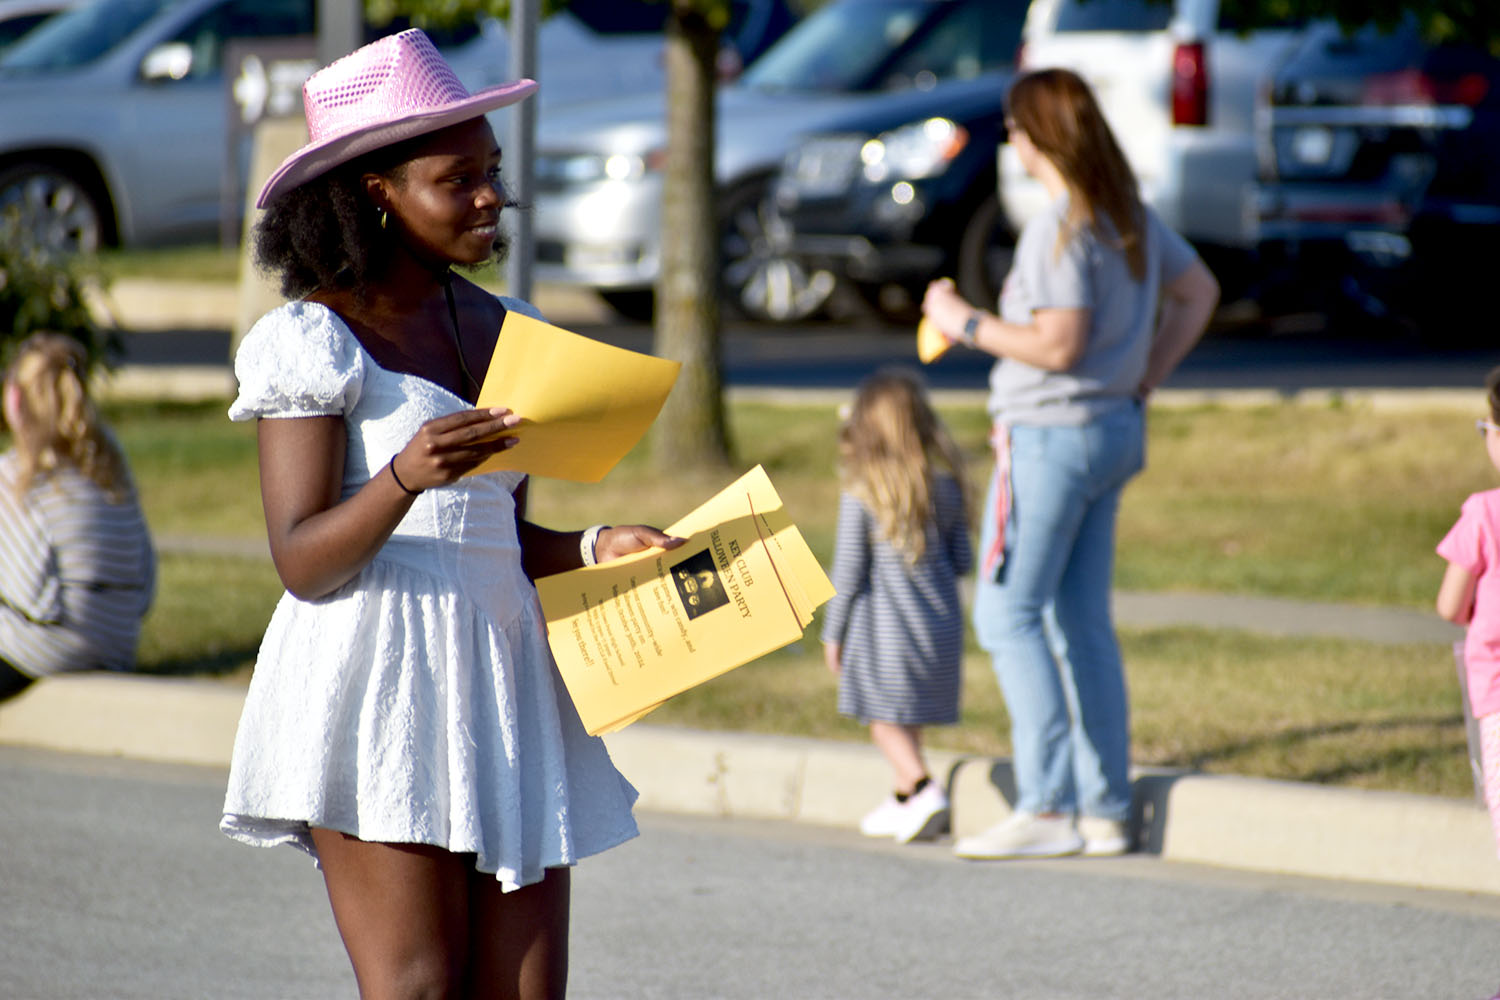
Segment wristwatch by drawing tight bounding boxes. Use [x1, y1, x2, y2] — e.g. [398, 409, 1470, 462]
[959, 311, 982, 346]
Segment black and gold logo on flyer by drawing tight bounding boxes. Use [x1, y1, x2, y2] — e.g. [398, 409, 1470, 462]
[669, 548, 729, 620]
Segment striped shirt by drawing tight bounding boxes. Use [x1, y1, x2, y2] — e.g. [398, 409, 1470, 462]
[0, 452, 155, 677]
[820, 474, 972, 725]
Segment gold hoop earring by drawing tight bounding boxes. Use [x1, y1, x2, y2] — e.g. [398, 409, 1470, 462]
[379, 208, 389, 230]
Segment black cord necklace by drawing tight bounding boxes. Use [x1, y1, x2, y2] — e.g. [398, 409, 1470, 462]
[440, 271, 480, 398]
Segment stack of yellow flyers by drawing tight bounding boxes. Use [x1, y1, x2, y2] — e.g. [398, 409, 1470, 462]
[534, 465, 835, 735]
[917, 316, 952, 364]
[471, 311, 681, 482]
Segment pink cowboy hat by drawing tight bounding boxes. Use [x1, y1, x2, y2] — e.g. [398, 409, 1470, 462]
[256, 28, 537, 208]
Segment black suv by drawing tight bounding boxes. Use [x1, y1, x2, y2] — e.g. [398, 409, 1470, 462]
[770, 66, 1018, 321]
[1254, 20, 1500, 342]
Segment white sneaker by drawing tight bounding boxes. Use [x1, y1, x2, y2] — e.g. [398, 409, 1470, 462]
[859, 795, 906, 838]
[953, 811, 1083, 860]
[891, 782, 950, 844]
[1077, 816, 1131, 857]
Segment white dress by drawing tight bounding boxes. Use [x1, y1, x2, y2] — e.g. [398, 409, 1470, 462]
[220, 299, 638, 891]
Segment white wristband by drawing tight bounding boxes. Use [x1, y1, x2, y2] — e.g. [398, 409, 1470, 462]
[580, 524, 608, 567]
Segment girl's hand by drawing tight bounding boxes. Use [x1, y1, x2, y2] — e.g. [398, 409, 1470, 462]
[823, 641, 842, 675]
[390, 407, 522, 492]
[921, 277, 971, 342]
[595, 525, 685, 564]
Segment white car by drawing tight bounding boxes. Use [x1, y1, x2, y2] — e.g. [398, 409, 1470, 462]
[998, 0, 1307, 296]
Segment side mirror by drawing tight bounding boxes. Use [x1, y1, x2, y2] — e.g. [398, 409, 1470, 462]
[141, 42, 193, 81]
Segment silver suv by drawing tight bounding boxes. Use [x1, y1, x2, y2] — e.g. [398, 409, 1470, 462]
[998, 0, 1306, 296]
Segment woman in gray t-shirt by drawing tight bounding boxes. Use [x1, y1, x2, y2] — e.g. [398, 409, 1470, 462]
[922, 68, 1219, 861]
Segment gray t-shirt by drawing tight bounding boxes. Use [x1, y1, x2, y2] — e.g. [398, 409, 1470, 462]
[988, 194, 1199, 426]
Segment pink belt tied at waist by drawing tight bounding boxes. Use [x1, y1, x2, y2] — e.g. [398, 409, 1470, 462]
[984, 422, 1011, 581]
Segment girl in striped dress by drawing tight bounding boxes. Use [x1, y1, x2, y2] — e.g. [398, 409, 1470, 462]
[0, 333, 156, 702]
[821, 368, 972, 842]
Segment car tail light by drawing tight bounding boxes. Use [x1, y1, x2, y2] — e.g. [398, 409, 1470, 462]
[1172, 42, 1208, 126]
[1363, 68, 1490, 107]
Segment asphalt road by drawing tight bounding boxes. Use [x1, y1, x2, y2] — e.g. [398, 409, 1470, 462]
[4, 745, 1499, 1000]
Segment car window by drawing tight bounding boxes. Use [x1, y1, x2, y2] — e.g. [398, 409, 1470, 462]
[1054, 0, 1171, 32]
[0, 12, 53, 48]
[0, 0, 175, 72]
[883, 0, 1025, 86]
[565, 0, 668, 34]
[167, 0, 310, 79]
[742, 0, 938, 92]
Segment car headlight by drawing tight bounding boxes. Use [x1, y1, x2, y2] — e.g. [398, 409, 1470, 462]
[535, 151, 653, 188]
[861, 117, 968, 183]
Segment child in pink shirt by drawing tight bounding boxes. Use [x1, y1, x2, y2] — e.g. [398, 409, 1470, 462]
[1436, 366, 1500, 866]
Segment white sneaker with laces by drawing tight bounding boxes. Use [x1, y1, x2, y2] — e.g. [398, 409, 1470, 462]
[891, 781, 950, 843]
[1077, 816, 1131, 856]
[859, 795, 906, 838]
[953, 811, 1083, 860]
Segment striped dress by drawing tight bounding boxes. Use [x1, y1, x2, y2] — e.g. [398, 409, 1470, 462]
[820, 473, 971, 725]
[0, 453, 156, 678]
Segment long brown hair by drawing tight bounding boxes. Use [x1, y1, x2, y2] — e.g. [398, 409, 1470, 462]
[1007, 67, 1146, 279]
[4, 333, 132, 501]
[838, 368, 969, 565]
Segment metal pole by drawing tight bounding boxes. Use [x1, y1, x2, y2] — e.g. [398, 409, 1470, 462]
[316, 0, 361, 66]
[506, 0, 539, 302]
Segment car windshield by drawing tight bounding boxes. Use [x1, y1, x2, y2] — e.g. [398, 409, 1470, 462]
[741, 0, 938, 92]
[0, 0, 177, 74]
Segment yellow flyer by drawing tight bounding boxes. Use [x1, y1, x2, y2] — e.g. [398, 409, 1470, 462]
[534, 466, 835, 735]
[471, 311, 681, 482]
[917, 316, 952, 364]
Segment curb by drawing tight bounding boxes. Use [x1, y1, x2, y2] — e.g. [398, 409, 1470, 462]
[1, 672, 1494, 896]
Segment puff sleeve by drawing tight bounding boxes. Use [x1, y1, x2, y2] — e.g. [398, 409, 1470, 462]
[229, 302, 367, 422]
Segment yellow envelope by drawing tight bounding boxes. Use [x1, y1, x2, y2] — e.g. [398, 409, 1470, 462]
[471, 312, 681, 482]
[917, 316, 952, 364]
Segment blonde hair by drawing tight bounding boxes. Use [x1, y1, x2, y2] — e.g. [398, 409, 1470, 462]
[838, 368, 968, 565]
[1007, 68, 1146, 280]
[5, 333, 132, 501]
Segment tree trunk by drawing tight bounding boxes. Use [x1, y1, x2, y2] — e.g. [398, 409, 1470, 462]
[652, 2, 732, 473]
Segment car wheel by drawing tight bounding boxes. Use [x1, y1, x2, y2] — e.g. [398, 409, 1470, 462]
[0, 162, 106, 254]
[719, 180, 835, 323]
[955, 191, 1013, 310]
[598, 289, 656, 324]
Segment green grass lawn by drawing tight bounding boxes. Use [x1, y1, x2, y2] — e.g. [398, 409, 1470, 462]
[105, 394, 1493, 799]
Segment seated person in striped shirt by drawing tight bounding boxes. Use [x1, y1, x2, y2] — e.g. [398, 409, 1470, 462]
[0, 333, 156, 702]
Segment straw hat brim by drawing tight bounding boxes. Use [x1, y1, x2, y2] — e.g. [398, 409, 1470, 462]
[255, 78, 538, 209]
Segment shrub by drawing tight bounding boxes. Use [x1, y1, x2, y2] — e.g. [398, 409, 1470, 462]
[0, 218, 118, 372]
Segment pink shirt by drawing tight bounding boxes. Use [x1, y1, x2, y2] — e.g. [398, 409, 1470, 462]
[1438, 488, 1500, 717]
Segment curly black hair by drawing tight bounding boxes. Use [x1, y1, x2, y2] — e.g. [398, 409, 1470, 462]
[1487, 366, 1500, 423]
[253, 127, 514, 300]
[253, 161, 389, 299]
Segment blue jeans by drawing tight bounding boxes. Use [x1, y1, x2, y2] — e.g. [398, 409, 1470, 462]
[972, 402, 1145, 822]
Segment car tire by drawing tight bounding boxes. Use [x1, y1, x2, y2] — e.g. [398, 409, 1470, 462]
[719, 178, 834, 323]
[598, 289, 656, 324]
[0, 162, 108, 254]
[955, 190, 1013, 310]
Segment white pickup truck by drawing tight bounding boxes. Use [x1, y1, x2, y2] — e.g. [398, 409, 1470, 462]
[998, 0, 1307, 297]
